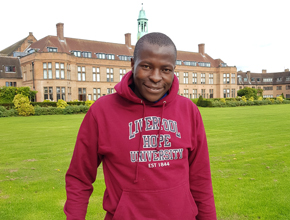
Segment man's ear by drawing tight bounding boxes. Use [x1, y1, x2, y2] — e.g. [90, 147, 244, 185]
[130, 58, 135, 73]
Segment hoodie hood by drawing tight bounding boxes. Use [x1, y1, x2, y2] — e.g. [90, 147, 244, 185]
[114, 70, 179, 106]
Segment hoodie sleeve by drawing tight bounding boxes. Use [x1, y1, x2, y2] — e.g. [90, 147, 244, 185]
[64, 108, 102, 220]
[188, 107, 217, 220]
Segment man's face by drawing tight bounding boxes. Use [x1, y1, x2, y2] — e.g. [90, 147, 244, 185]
[131, 42, 176, 102]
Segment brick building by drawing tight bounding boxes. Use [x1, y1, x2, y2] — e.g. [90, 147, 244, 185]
[237, 70, 290, 98]
[0, 6, 245, 101]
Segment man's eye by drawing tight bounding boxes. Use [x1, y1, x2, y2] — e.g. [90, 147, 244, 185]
[142, 65, 150, 69]
[163, 69, 172, 72]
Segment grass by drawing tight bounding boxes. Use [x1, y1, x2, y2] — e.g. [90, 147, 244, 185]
[0, 105, 289, 219]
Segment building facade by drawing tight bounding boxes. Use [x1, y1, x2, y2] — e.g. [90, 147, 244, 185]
[0, 6, 245, 102]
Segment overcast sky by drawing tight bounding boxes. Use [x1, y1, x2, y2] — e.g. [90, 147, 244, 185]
[1, 0, 289, 73]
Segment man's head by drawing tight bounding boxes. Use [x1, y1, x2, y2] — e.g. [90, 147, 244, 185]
[131, 32, 177, 102]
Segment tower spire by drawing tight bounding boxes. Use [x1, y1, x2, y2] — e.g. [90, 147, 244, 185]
[137, 3, 148, 41]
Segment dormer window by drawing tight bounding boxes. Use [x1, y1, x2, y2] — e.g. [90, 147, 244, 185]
[198, 62, 211, 67]
[119, 55, 132, 61]
[5, 66, 16, 72]
[72, 51, 81, 57]
[47, 47, 57, 52]
[221, 63, 227, 67]
[106, 54, 115, 60]
[82, 52, 92, 58]
[96, 53, 106, 59]
[176, 60, 182, 65]
[184, 61, 197, 66]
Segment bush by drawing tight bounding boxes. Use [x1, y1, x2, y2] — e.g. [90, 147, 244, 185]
[277, 96, 283, 103]
[13, 94, 35, 116]
[258, 97, 263, 101]
[191, 98, 199, 104]
[196, 96, 203, 106]
[241, 96, 247, 102]
[0, 102, 14, 109]
[248, 97, 254, 102]
[85, 100, 94, 107]
[226, 101, 237, 107]
[31, 102, 57, 107]
[57, 99, 68, 109]
[220, 98, 226, 103]
[283, 99, 290, 104]
[0, 86, 37, 103]
[0, 106, 18, 117]
[200, 100, 213, 107]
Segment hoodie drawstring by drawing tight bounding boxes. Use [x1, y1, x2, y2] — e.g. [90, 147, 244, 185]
[134, 100, 166, 183]
[156, 101, 166, 152]
[134, 100, 146, 183]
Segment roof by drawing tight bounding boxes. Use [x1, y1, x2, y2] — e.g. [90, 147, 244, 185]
[237, 71, 290, 85]
[177, 50, 224, 67]
[29, 35, 134, 57]
[0, 37, 27, 56]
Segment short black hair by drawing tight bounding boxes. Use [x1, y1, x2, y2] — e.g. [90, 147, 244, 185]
[133, 32, 177, 61]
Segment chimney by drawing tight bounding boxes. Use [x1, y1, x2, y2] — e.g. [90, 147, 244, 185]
[285, 68, 289, 72]
[125, 33, 131, 48]
[262, 69, 267, 73]
[29, 32, 33, 36]
[56, 23, 64, 41]
[198, 43, 205, 55]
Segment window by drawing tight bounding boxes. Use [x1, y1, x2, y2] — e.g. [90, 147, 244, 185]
[5, 66, 16, 72]
[198, 62, 211, 67]
[209, 74, 213, 84]
[209, 89, 213, 98]
[192, 73, 197, 84]
[107, 88, 114, 94]
[201, 89, 206, 98]
[68, 87, 71, 101]
[120, 69, 126, 81]
[244, 78, 248, 82]
[223, 73, 230, 84]
[201, 73, 205, 84]
[257, 78, 260, 82]
[106, 54, 115, 60]
[93, 88, 101, 101]
[119, 55, 132, 61]
[92, 67, 100, 82]
[175, 72, 179, 80]
[56, 87, 66, 101]
[184, 61, 197, 66]
[263, 86, 273, 90]
[176, 60, 182, 65]
[277, 77, 282, 82]
[78, 66, 86, 81]
[251, 77, 255, 82]
[82, 51, 92, 58]
[72, 51, 81, 57]
[223, 89, 230, 98]
[43, 63, 52, 79]
[78, 88, 86, 101]
[5, 82, 16, 87]
[184, 89, 189, 98]
[47, 47, 57, 52]
[286, 77, 290, 81]
[286, 85, 290, 90]
[107, 68, 113, 82]
[44, 87, 53, 101]
[263, 78, 273, 82]
[67, 64, 71, 80]
[192, 89, 197, 98]
[221, 63, 227, 67]
[263, 95, 273, 98]
[55, 63, 60, 79]
[183, 72, 188, 84]
[231, 89, 236, 98]
[60, 63, 65, 79]
[277, 86, 282, 90]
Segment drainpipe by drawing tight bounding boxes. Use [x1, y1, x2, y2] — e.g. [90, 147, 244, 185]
[32, 61, 36, 102]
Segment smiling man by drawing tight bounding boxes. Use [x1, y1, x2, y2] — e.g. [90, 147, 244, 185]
[65, 33, 217, 220]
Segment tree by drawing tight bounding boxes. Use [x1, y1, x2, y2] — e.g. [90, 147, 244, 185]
[0, 86, 37, 103]
[237, 87, 258, 99]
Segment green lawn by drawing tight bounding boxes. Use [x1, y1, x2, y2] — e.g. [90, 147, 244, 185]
[0, 105, 289, 219]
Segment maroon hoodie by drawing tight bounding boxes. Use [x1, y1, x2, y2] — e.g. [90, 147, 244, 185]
[64, 71, 216, 220]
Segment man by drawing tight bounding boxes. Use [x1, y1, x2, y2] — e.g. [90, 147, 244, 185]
[64, 32, 216, 220]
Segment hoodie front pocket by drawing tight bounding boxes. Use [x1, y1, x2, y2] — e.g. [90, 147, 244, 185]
[112, 182, 198, 220]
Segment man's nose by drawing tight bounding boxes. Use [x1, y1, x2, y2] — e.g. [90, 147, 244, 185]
[149, 69, 162, 83]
